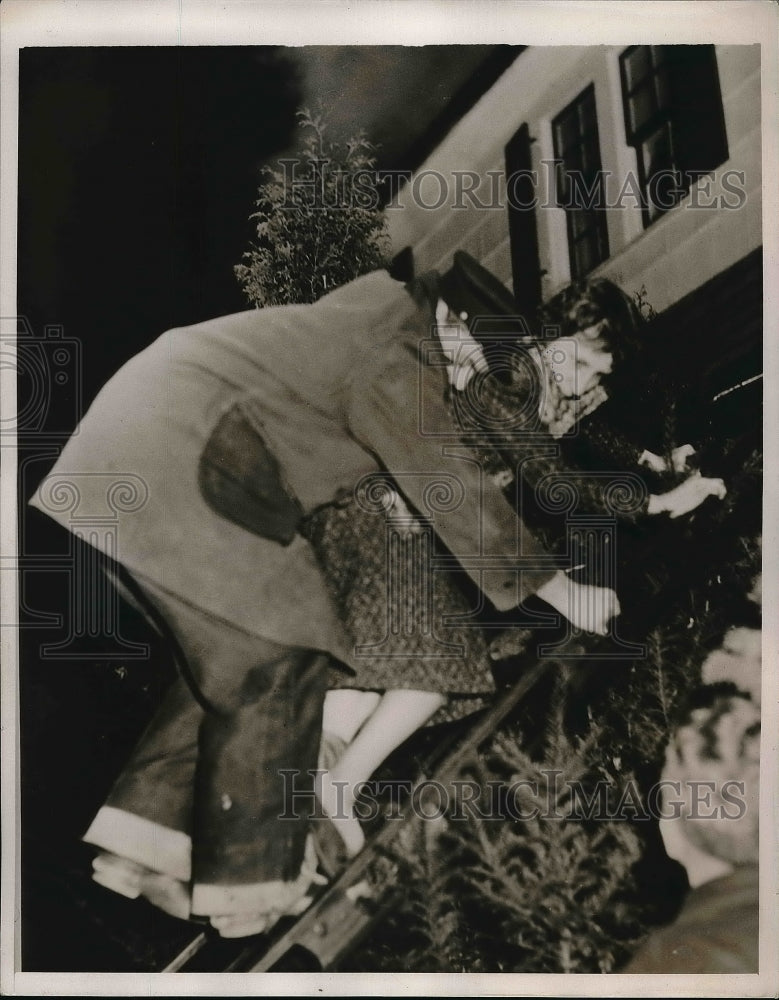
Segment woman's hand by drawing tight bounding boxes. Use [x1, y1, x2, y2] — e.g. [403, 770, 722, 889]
[648, 471, 727, 518]
[536, 571, 620, 635]
[670, 444, 697, 472]
[639, 444, 697, 474]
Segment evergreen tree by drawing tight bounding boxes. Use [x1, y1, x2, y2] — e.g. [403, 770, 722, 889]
[350, 672, 648, 973]
[235, 110, 391, 308]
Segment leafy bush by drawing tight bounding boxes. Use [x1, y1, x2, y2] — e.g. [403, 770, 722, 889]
[348, 675, 648, 973]
[345, 391, 761, 974]
[235, 110, 391, 308]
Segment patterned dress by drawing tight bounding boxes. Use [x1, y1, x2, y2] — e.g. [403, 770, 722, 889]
[303, 368, 645, 721]
[303, 483, 492, 722]
[302, 277, 652, 720]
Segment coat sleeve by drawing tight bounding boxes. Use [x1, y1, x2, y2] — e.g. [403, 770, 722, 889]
[504, 429, 650, 525]
[346, 335, 558, 611]
[470, 358, 650, 524]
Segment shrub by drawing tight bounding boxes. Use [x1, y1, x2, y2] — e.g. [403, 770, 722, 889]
[235, 110, 391, 308]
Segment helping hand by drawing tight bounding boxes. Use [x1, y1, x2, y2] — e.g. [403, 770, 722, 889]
[536, 571, 620, 636]
[654, 470, 727, 518]
[565, 581, 621, 635]
[638, 443, 697, 474]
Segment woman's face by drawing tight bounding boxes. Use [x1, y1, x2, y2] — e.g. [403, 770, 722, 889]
[541, 327, 614, 398]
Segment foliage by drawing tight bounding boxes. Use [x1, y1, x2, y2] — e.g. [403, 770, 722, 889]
[345, 350, 761, 974]
[349, 674, 647, 973]
[235, 110, 391, 308]
[576, 442, 762, 773]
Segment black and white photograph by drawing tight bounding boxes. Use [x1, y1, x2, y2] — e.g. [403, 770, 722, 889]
[1, 1, 777, 994]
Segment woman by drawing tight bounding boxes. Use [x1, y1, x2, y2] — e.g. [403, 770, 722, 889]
[304, 274, 727, 870]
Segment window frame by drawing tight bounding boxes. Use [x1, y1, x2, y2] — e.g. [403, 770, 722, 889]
[551, 82, 610, 281]
[619, 44, 729, 227]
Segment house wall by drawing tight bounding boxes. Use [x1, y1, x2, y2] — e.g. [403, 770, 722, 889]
[385, 44, 761, 315]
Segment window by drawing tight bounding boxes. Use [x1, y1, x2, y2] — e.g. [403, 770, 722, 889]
[552, 85, 609, 280]
[620, 45, 728, 225]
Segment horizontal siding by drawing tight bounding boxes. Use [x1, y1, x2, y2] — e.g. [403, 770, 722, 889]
[721, 57, 761, 132]
[386, 45, 592, 256]
[716, 43, 761, 105]
[598, 190, 762, 313]
[386, 44, 763, 313]
[481, 237, 514, 289]
[591, 45, 762, 311]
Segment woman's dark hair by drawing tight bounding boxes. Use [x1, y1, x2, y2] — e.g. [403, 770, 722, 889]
[536, 277, 646, 376]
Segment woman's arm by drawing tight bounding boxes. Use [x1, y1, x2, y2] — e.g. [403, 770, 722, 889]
[476, 366, 725, 524]
[646, 472, 727, 517]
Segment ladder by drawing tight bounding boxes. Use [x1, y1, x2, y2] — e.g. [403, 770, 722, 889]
[163, 652, 561, 972]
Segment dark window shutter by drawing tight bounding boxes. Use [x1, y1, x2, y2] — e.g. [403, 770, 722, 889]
[620, 44, 729, 225]
[505, 123, 542, 318]
[668, 46, 729, 182]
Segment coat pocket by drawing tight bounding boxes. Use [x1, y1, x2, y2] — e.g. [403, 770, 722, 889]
[198, 400, 304, 546]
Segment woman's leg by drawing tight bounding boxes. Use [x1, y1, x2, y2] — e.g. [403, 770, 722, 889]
[316, 688, 446, 857]
[322, 688, 381, 744]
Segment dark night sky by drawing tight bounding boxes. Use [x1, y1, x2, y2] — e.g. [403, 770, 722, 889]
[17, 44, 522, 441]
[18, 47, 304, 401]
